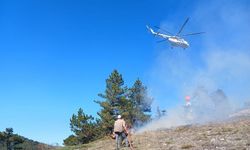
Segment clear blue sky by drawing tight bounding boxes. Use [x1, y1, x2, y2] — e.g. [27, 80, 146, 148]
[1, 0, 249, 145]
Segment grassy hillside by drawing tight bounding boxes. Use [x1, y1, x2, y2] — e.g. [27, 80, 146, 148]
[58, 117, 250, 150]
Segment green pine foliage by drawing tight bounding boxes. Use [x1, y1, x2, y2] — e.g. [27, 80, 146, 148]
[95, 70, 153, 130]
[67, 108, 98, 145]
[63, 135, 78, 146]
[65, 69, 153, 145]
[129, 79, 153, 127]
[95, 70, 129, 134]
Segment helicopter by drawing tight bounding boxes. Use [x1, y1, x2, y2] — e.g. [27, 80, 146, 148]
[146, 17, 205, 49]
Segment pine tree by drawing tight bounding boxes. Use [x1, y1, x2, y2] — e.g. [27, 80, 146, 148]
[63, 135, 78, 146]
[129, 79, 153, 127]
[156, 106, 167, 119]
[156, 106, 162, 119]
[69, 108, 96, 144]
[95, 70, 128, 134]
[0, 128, 24, 150]
[6, 128, 13, 150]
[0, 132, 5, 146]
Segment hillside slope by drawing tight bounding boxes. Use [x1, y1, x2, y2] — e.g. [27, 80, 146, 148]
[60, 117, 250, 150]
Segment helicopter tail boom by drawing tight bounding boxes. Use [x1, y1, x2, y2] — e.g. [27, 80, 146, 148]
[146, 25, 157, 35]
[146, 25, 171, 39]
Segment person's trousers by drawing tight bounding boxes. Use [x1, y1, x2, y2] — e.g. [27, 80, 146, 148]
[115, 132, 128, 150]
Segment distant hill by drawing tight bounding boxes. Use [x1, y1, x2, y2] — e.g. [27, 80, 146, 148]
[0, 130, 57, 150]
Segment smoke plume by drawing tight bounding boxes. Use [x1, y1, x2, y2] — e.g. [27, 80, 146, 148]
[139, 0, 250, 132]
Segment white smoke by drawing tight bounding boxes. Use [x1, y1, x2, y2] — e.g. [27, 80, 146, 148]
[138, 106, 186, 133]
[139, 0, 250, 132]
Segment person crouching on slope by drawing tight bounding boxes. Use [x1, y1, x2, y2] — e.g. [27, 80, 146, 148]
[114, 115, 128, 150]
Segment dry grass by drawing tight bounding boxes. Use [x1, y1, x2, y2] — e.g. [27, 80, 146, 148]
[57, 117, 250, 150]
[181, 144, 194, 149]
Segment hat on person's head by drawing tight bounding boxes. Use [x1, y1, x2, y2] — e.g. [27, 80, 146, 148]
[117, 115, 121, 119]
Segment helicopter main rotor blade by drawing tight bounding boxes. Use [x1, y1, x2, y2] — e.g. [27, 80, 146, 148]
[154, 26, 173, 35]
[177, 17, 190, 35]
[182, 32, 205, 36]
[156, 39, 167, 43]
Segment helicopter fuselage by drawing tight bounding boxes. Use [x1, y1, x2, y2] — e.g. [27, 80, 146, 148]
[156, 32, 189, 49]
[168, 36, 189, 49]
